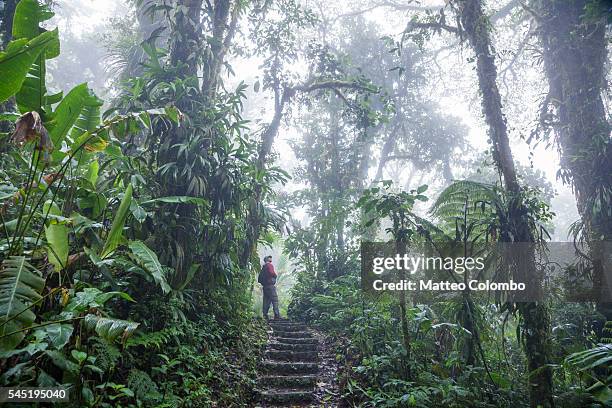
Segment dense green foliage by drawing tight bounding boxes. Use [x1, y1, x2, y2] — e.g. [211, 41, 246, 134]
[0, 1, 268, 406]
[0, 0, 609, 407]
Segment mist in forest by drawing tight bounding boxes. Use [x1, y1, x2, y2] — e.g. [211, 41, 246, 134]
[47, 0, 584, 239]
[1, 0, 610, 407]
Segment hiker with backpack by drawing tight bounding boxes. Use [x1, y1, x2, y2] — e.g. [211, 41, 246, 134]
[258, 255, 280, 320]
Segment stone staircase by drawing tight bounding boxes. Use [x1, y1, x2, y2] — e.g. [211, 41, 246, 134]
[256, 320, 319, 406]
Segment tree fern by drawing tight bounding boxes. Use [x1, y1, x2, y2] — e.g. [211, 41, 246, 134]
[431, 180, 498, 221]
[126, 326, 183, 349]
[0, 256, 45, 351]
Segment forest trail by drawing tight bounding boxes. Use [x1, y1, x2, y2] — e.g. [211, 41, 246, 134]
[254, 320, 340, 407]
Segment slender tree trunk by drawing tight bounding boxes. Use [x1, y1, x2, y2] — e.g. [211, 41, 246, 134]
[239, 87, 291, 269]
[0, 0, 16, 47]
[374, 124, 400, 181]
[457, 1, 554, 406]
[239, 81, 372, 269]
[202, 0, 240, 100]
[535, 0, 612, 322]
[396, 236, 412, 379]
[169, 0, 203, 76]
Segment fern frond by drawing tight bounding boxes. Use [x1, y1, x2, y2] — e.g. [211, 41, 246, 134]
[126, 326, 183, 349]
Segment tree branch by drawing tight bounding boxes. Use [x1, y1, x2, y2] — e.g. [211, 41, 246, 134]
[293, 79, 377, 94]
[405, 20, 460, 35]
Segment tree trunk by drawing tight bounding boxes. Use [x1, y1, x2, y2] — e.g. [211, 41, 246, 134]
[374, 124, 400, 181]
[157, 0, 204, 278]
[396, 236, 412, 379]
[457, 1, 554, 406]
[535, 0, 612, 322]
[169, 0, 203, 77]
[202, 0, 239, 100]
[239, 86, 291, 269]
[0, 0, 16, 47]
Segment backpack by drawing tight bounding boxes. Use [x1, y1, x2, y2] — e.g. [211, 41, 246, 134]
[257, 265, 267, 285]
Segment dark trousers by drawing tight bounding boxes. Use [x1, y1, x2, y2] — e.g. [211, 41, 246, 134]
[263, 285, 280, 319]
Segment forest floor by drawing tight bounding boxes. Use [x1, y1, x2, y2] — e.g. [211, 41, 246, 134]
[252, 320, 342, 407]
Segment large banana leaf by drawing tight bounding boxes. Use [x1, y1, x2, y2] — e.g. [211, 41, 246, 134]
[43, 200, 69, 272]
[0, 256, 45, 351]
[69, 93, 103, 139]
[101, 183, 133, 258]
[0, 29, 58, 103]
[128, 240, 171, 294]
[83, 314, 139, 344]
[49, 83, 98, 149]
[12, 0, 56, 42]
[13, 0, 60, 113]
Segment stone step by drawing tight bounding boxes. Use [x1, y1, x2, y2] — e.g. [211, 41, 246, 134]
[269, 342, 318, 352]
[261, 361, 319, 375]
[275, 337, 318, 345]
[258, 375, 317, 388]
[269, 323, 307, 332]
[258, 389, 314, 405]
[273, 330, 313, 338]
[265, 350, 318, 362]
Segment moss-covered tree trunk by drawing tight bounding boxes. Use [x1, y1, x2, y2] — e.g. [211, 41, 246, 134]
[535, 0, 612, 323]
[456, 1, 554, 406]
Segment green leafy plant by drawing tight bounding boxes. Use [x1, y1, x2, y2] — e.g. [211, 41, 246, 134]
[0, 256, 45, 351]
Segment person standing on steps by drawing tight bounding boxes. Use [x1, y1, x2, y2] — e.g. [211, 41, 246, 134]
[259, 255, 280, 320]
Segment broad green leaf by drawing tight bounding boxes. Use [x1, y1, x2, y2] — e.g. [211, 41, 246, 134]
[164, 106, 180, 123]
[0, 256, 45, 351]
[13, 0, 60, 112]
[85, 160, 99, 186]
[65, 287, 131, 313]
[13, 0, 56, 43]
[45, 349, 79, 374]
[140, 196, 207, 206]
[43, 200, 68, 272]
[49, 83, 94, 148]
[128, 240, 171, 294]
[83, 314, 139, 343]
[78, 192, 107, 219]
[0, 29, 58, 103]
[0, 338, 48, 358]
[71, 98, 102, 136]
[15, 51, 47, 113]
[101, 183, 133, 258]
[71, 129, 109, 155]
[129, 201, 147, 223]
[41, 323, 73, 349]
[71, 349, 87, 364]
